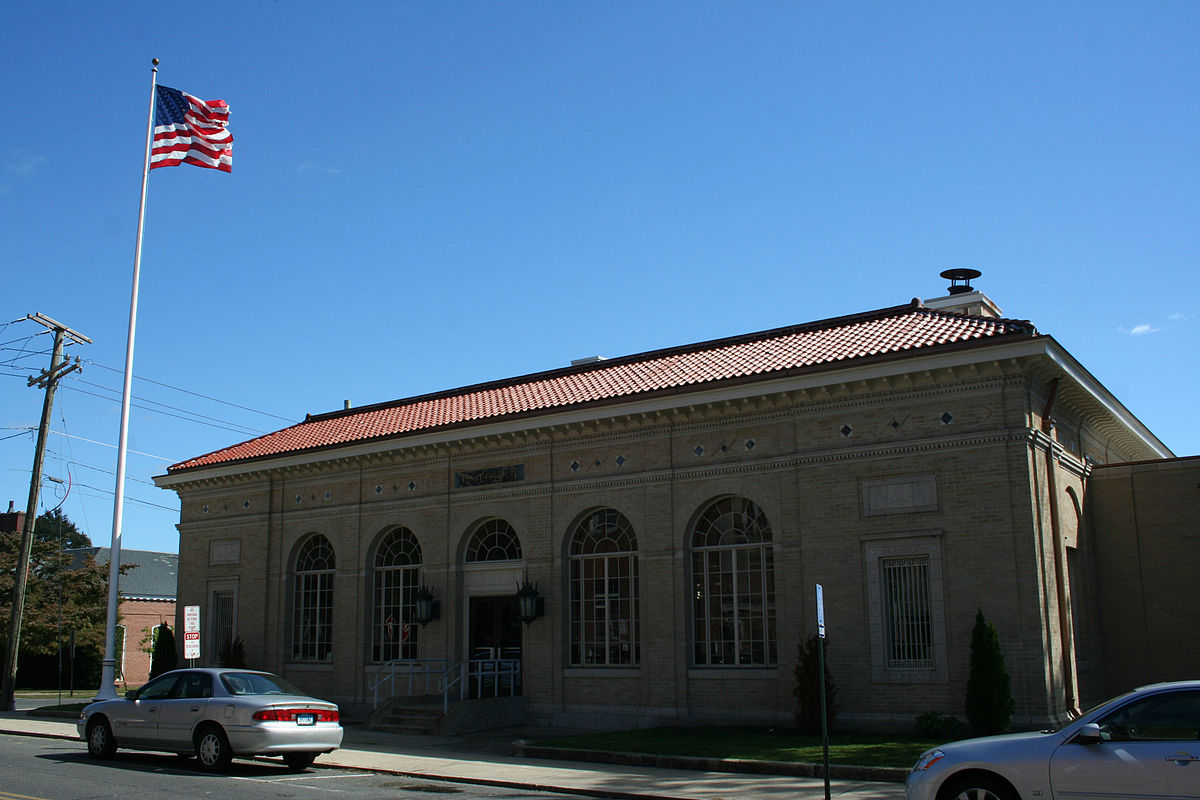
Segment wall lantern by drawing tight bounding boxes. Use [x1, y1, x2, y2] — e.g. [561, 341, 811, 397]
[414, 586, 440, 627]
[515, 580, 544, 626]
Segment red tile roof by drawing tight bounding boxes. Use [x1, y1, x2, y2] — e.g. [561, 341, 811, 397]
[168, 301, 1036, 473]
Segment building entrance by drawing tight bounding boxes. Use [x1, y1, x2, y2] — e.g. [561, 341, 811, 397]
[468, 595, 522, 697]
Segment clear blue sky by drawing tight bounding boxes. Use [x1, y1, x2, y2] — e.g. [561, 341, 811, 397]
[2, 2, 1197, 554]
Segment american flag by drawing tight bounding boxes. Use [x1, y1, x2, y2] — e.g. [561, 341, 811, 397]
[151, 85, 232, 172]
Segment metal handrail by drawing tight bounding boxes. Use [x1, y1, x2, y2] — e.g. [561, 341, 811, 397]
[369, 658, 453, 708]
[438, 658, 522, 713]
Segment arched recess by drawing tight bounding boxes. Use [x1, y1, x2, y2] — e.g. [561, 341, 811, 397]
[460, 518, 525, 663]
[291, 533, 335, 662]
[567, 508, 639, 666]
[688, 496, 777, 666]
[368, 527, 423, 662]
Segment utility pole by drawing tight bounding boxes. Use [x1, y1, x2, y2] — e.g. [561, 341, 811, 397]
[1, 313, 90, 712]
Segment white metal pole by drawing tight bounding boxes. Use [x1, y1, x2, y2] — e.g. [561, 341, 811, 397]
[96, 59, 159, 700]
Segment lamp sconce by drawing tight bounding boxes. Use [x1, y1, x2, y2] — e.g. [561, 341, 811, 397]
[515, 580, 545, 626]
[414, 585, 440, 627]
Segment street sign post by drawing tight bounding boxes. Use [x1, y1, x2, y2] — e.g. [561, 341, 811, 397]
[184, 605, 200, 662]
[816, 584, 830, 800]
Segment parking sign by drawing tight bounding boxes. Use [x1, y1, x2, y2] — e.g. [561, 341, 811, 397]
[184, 605, 200, 660]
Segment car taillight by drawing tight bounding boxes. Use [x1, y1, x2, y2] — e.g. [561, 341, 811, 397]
[252, 708, 339, 722]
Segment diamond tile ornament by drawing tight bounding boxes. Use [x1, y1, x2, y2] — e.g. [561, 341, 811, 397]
[745, 439, 756, 450]
[841, 425, 853, 437]
[571, 461, 580, 472]
[941, 412, 954, 425]
[695, 445, 704, 456]
[616, 455, 626, 466]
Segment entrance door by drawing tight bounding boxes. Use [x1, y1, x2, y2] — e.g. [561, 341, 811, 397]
[468, 595, 522, 697]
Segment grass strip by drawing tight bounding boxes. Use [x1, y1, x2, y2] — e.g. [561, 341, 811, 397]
[532, 727, 940, 769]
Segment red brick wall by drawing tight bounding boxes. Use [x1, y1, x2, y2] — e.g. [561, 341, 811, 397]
[118, 598, 176, 688]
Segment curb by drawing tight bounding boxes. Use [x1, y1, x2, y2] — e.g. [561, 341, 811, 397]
[513, 742, 908, 784]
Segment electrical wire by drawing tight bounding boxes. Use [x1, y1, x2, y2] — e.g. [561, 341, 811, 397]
[83, 359, 295, 423]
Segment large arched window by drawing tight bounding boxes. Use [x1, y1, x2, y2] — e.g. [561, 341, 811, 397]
[371, 528, 422, 662]
[464, 519, 522, 562]
[569, 509, 639, 666]
[690, 497, 776, 666]
[292, 535, 335, 662]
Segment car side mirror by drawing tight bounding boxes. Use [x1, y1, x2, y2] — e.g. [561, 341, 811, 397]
[125, 689, 139, 701]
[1074, 722, 1102, 744]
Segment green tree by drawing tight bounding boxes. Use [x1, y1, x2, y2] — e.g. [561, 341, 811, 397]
[34, 508, 92, 549]
[0, 512, 110, 685]
[793, 634, 838, 734]
[148, 622, 177, 678]
[965, 610, 1015, 734]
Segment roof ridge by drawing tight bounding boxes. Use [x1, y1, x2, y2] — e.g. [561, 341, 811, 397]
[304, 300, 930, 425]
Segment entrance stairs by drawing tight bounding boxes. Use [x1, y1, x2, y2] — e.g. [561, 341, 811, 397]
[368, 696, 444, 735]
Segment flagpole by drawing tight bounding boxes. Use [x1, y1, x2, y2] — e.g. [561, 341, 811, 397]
[96, 58, 159, 700]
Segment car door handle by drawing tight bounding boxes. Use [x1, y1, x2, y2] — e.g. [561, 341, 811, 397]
[190, 706, 201, 712]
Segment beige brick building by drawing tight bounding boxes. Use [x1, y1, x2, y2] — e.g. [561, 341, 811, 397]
[155, 280, 1189, 731]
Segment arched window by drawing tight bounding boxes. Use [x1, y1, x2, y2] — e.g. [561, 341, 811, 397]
[690, 497, 776, 666]
[371, 528, 422, 662]
[292, 535, 335, 662]
[569, 509, 639, 666]
[464, 519, 522, 562]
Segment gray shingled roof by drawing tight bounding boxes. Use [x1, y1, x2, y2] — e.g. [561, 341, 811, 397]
[68, 548, 177, 601]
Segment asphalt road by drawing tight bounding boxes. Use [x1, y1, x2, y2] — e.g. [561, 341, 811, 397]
[0, 732, 579, 800]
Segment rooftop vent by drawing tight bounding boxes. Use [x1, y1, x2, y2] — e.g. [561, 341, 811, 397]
[940, 267, 982, 295]
[925, 268, 1003, 318]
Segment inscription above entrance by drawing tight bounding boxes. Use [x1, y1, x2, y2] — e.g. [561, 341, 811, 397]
[455, 464, 525, 489]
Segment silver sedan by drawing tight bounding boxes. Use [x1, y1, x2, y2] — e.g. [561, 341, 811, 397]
[78, 667, 343, 771]
[906, 680, 1200, 800]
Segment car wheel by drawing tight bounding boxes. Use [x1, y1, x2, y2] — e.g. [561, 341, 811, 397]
[283, 752, 317, 771]
[194, 724, 233, 771]
[86, 717, 117, 759]
[941, 774, 1017, 800]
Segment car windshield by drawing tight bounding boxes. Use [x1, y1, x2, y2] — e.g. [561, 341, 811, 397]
[219, 672, 307, 696]
[1046, 687, 1143, 733]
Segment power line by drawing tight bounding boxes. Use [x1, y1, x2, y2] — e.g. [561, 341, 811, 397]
[83, 359, 295, 423]
[68, 377, 267, 436]
[43, 429, 177, 463]
[68, 481, 179, 513]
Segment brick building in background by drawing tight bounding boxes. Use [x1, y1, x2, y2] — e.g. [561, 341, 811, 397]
[69, 548, 177, 687]
[154, 275, 1195, 731]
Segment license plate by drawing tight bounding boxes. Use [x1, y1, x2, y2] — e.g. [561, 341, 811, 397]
[296, 714, 315, 726]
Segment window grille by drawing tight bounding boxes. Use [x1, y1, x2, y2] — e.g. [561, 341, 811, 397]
[569, 509, 639, 665]
[881, 555, 933, 669]
[292, 535, 335, 662]
[465, 519, 522, 562]
[690, 497, 776, 666]
[212, 590, 235, 663]
[372, 528, 422, 662]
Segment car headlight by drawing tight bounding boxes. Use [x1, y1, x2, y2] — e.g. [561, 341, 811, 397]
[912, 749, 946, 772]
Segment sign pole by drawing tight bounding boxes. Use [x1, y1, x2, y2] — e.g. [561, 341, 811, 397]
[816, 584, 830, 800]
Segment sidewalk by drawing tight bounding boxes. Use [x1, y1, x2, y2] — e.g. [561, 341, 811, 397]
[0, 711, 904, 800]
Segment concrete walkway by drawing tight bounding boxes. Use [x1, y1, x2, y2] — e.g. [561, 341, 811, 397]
[0, 712, 905, 800]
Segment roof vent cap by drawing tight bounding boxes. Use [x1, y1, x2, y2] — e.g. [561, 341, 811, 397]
[940, 267, 982, 295]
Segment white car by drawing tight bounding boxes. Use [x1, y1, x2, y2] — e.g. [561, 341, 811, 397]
[906, 680, 1200, 800]
[78, 668, 343, 771]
